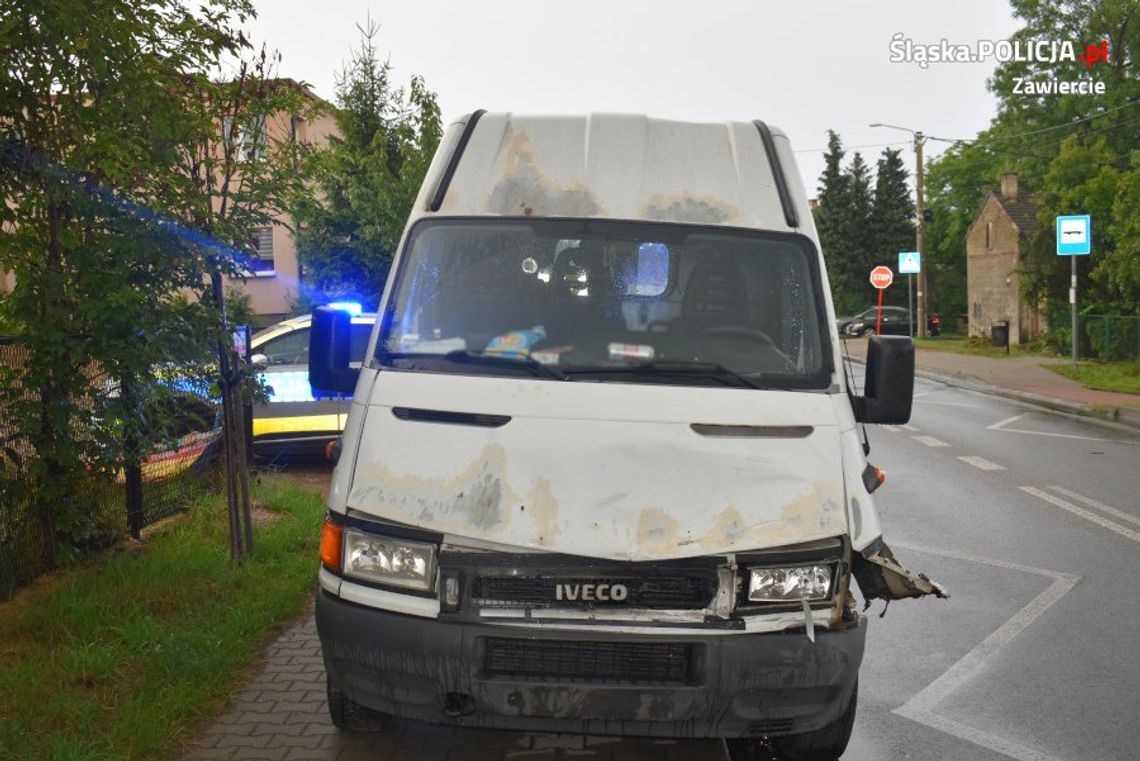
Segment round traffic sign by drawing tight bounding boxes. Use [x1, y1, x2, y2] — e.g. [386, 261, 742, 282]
[870, 266, 894, 289]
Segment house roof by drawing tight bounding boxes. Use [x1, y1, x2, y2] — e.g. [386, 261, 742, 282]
[965, 191, 1040, 241]
[995, 194, 1039, 233]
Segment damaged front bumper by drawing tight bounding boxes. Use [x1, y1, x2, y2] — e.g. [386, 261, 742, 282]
[316, 590, 865, 739]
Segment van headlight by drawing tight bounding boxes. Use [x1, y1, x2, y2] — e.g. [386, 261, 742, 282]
[342, 529, 437, 592]
[747, 565, 832, 602]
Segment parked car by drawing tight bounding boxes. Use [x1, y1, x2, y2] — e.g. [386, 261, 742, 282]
[842, 306, 940, 337]
[249, 307, 375, 458]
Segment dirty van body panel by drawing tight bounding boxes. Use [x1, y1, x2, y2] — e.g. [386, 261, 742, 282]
[345, 373, 847, 562]
[316, 592, 864, 738]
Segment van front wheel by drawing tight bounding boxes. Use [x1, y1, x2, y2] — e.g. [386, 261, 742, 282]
[326, 677, 390, 732]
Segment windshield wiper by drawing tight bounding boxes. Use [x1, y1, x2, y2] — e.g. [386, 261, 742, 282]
[562, 360, 759, 388]
[382, 350, 570, 381]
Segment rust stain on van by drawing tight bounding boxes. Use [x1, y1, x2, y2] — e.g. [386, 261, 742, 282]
[348, 444, 517, 532]
[636, 508, 681, 553]
[642, 194, 738, 224]
[487, 129, 603, 217]
[523, 477, 560, 546]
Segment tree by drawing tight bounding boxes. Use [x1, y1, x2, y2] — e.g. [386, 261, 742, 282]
[925, 0, 1140, 326]
[170, 56, 323, 560]
[845, 151, 875, 273]
[0, 0, 313, 567]
[0, 0, 260, 566]
[293, 20, 443, 311]
[871, 148, 914, 306]
[813, 131, 854, 311]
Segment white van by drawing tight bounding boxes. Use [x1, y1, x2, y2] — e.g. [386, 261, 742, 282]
[309, 112, 945, 760]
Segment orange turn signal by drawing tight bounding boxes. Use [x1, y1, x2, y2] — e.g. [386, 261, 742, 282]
[320, 515, 344, 572]
[876, 467, 886, 486]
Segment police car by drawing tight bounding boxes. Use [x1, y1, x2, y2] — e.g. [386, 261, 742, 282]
[250, 303, 375, 457]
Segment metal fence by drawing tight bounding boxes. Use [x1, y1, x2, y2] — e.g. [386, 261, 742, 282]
[1075, 315, 1140, 362]
[0, 337, 222, 598]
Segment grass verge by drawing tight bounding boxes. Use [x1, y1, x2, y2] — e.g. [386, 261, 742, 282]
[913, 336, 1029, 358]
[0, 475, 326, 761]
[1047, 361, 1140, 396]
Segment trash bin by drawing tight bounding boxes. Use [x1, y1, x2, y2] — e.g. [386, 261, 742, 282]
[991, 321, 1010, 353]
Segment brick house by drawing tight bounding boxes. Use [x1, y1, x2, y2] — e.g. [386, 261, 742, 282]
[965, 172, 1043, 345]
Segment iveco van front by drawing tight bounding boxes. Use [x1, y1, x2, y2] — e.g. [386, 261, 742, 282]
[310, 112, 945, 761]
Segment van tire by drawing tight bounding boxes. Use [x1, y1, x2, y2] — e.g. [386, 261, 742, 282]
[771, 681, 858, 761]
[326, 677, 390, 732]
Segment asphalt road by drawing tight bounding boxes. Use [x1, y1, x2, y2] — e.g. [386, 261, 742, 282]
[234, 377, 1140, 761]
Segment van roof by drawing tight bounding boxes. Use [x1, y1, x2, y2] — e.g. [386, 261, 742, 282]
[415, 113, 813, 234]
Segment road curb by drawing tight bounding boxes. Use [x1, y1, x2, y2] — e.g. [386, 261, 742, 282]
[910, 365, 1140, 433]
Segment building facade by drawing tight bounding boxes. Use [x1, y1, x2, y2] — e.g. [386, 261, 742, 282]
[227, 81, 337, 326]
[965, 172, 1043, 345]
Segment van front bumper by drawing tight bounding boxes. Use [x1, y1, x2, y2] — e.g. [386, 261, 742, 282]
[315, 590, 865, 738]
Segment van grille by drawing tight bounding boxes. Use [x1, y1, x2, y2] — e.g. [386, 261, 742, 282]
[471, 574, 716, 610]
[482, 637, 695, 684]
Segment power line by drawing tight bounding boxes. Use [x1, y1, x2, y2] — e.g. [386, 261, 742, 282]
[927, 97, 1140, 145]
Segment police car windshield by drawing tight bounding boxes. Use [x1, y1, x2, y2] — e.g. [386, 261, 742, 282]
[377, 219, 832, 389]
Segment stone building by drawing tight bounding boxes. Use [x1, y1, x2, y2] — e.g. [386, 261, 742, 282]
[965, 172, 1043, 345]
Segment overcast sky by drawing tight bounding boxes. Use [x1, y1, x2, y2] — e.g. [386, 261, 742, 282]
[246, 0, 1023, 196]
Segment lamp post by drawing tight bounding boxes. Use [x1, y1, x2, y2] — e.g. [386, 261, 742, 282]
[870, 123, 927, 338]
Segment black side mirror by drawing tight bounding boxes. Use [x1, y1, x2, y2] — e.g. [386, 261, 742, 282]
[854, 335, 914, 425]
[309, 307, 360, 396]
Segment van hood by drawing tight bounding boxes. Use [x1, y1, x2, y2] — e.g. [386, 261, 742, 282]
[344, 372, 848, 561]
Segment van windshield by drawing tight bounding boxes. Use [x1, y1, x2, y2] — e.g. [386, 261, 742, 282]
[377, 219, 832, 389]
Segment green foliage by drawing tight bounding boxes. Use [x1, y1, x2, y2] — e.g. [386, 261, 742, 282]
[0, 476, 326, 761]
[293, 20, 443, 311]
[1047, 361, 1140, 395]
[813, 133, 916, 314]
[925, 0, 1140, 323]
[0, 1, 315, 566]
[0, 0, 258, 559]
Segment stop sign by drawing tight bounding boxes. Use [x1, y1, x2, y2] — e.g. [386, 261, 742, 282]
[870, 266, 894, 289]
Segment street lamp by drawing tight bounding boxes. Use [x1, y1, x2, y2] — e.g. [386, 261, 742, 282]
[870, 123, 928, 338]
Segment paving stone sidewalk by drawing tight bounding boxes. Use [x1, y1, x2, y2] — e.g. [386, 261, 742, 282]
[179, 606, 730, 761]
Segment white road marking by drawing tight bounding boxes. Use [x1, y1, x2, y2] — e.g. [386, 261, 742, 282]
[1047, 486, 1140, 529]
[988, 412, 1126, 444]
[900, 424, 921, 432]
[913, 435, 950, 448]
[1020, 486, 1140, 545]
[958, 455, 1006, 471]
[892, 542, 1079, 761]
[879, 426, 901, 434]
[988, 414, 1024, 430]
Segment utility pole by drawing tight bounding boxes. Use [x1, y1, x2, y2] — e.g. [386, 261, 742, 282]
[870, 123, 929, 338]
[914, 131, 927, 339]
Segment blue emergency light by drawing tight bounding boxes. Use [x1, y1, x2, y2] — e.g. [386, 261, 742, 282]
[326, 301, 363, 316]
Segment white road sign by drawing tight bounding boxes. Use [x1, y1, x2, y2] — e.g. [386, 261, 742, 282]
[898, 251, 921, 274]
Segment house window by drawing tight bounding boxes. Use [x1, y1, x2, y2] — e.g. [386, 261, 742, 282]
[985, 222, 993, 250]
[222, 114, 268, 161]
[249, 227, 275, 274]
